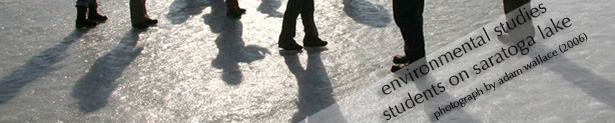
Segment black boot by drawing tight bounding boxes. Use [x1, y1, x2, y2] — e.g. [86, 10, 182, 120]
[238, 8, 246, 14]
[278, 39, 303, 50]
[144, 18, 158, 25]
[390, 64, 407, 72]
[226, 8, 246, 18]
[132, 22, 150, 29]
[76, 6, 97, 28]
[303, 38, 328, 47]
[392, 55, 409, 64]
[88, 2, 107, 22]
[226, 10, 242, 18]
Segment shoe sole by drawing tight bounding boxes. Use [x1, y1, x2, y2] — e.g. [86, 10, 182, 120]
[76, 25, 96, 28]
[280, 47, 303, 51]
[393, 55, 409, 64]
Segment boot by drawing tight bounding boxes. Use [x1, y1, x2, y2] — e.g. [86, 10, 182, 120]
[144, 18, 158, 25]
[238, 8, 246, 14]
[88, 2, 108, 22]
[76, 6, 97, 28]
[392, 55, 409, 64]
[303, 38, 328, 47]
[226, 9, 245, 18]
[226, 7, 246, 18]
[132, 22, 149, 29]
[278, 39, 303, 50]
[390, 63, 407, 72]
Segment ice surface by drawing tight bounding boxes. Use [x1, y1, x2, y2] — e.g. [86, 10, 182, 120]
[0, 0, 614, 122]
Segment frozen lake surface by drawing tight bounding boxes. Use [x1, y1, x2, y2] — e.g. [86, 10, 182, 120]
[1, 0, 614, 122]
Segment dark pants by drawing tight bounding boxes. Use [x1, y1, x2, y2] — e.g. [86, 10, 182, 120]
[503, 0, 530, 14]
[130, 0, 149, 24]
[279, 0, 319, 43]
[76, 0, 95, 7]
[393, 0, 425, 62]
[226, 0, 239, 11]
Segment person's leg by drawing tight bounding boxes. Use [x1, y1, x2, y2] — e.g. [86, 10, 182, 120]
[226, 0, 238, 11]
[87, 0, 107, 22]
[226, 0, 246, 17]
[393, 0, 425, 63]
[278, 0, 304, 50]
[503, 0, 530, 14]
[300, 0, 326, 47]
[75, 0, 97, 28]
[75, 0, 90, 8]
[301, 0, 317, 40]
[141, 0, 158, 25]
[130, 0, 148, 28]
[235, 0, 245, 13]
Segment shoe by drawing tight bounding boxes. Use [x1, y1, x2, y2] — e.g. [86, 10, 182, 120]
[226, 8, 246, 18]
[76, 6, 97, 28]
[279, 39, 303, 50]
[87, 3, 107, 23]
[144, 18, 158, 25]
[393, 55, 409, 64]
[238, 8, 246, 14]
[76, 19, 97, 28]
[226, 11, 242, 18]
[132, 22, 149, 29]
[88, 13, 108, 23]
[304, 38, 328, 47]
[391, 64, 407, 72]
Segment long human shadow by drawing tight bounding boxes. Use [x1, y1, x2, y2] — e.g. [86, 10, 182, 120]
[282, 49, 347, 123]
[402, 59, 481, 122]
[203, 0, 226, 33]
[71, 29, 144, 113]
[343, 0, 391, 28]
[0, 29, 89, 104]
[207, 0, 270, 85]
[166, 0, 211, 24]
[257, 0, 284, 17]
[498, 1, 534, 45]
[499, 2, 615, 109]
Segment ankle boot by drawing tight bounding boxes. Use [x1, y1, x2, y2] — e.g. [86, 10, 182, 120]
[392, 55, 409, 64]
[132, 22, 150, 29]
[278, 39, 303, 50]
[303, 38, 328, 47]
[144, 18, 158, 25]
[76, 6, 97, 28]
[88, 3, 107, 22]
